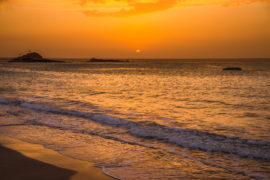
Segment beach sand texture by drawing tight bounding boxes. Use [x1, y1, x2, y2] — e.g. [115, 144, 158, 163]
[0, 134, 114, 180]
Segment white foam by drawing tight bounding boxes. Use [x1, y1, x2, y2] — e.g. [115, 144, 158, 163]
[1, 98, 270, 161]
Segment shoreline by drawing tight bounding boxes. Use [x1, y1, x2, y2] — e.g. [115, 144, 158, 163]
[0, 133, 115, 180]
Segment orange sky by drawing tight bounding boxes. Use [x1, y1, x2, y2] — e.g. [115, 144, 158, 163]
[0, 0, 270, 58]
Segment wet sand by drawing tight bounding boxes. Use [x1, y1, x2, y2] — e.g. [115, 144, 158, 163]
[0, 134, 115, 180]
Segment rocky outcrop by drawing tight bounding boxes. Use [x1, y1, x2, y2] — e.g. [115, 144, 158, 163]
[223, 67, 242, 71]
[89, 58, 129, 63]
[10, 52, 62, 62]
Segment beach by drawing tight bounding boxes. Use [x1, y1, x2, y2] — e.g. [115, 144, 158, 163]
[0, 134, 114, 180]
[1, 0, 270, 178]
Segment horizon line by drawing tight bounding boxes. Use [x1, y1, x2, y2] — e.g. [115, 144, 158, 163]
[1, 57, 270, 60]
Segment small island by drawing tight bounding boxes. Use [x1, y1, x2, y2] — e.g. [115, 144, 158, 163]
[223, 67, 242, 71]
[89, 58, 129, 63]
[10, 52, 63, 63]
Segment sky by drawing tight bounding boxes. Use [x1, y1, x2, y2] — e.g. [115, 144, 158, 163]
[0, 0, 270, 58]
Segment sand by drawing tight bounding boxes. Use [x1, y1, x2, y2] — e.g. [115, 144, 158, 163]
[0, 134, 115, 180]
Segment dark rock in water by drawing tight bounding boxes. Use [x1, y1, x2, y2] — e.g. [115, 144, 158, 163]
[223, 67, 242, 71]
[10, 52, 62, 62]
[89, 58, 129, 63]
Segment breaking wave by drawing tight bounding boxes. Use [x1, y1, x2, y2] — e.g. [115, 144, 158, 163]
[1, 98, 270, 161]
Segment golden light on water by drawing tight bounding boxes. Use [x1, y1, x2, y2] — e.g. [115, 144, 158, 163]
[0, 0, 269, 58]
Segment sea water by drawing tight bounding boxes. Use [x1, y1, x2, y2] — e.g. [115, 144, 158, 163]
[0, 59, 270, 179]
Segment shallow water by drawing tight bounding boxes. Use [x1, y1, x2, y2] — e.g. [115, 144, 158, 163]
[0, 59, 270, 179]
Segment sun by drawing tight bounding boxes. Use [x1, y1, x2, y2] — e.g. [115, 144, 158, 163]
[136, 49, 141, 53]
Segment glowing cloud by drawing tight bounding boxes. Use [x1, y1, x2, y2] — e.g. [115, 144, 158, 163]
[81, 0, 270, 17]
[0, 0, 14, 7]
[0, 0, 8, 4]
[83, 0, 178, 17]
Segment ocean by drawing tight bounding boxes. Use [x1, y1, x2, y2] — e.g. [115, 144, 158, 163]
[0, 59, 270, 179]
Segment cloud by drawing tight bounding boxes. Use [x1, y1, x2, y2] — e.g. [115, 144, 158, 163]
[81, 0, 270, 17]
[1, 0, 269, 16]
[0, 0, 12, 6]
[83, 0, 178, 17]
[0, 0, 8, 3]
[222, 0, 270, 6]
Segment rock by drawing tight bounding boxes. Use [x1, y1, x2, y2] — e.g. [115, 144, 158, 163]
[223, 67, 242, 71]
[89, 58, 129, 63]
[10, 52, 62, 62]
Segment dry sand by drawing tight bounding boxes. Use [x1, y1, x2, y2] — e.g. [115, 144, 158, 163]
[0, 134, 115, 180]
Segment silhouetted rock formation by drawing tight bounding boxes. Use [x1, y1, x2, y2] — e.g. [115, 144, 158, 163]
[223, 67, 242, 71]
[11, 52, 62, 62]
[89, 58, 129, 63]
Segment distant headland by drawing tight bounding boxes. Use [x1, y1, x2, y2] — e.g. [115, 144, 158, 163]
[89, 58, 129, 63]
[10, 52, 63, 63]
[223, 67, 242, 71]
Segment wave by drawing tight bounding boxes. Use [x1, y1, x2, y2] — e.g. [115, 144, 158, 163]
[1, 98, 270, 161]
